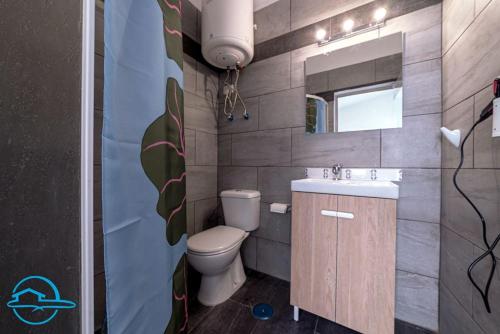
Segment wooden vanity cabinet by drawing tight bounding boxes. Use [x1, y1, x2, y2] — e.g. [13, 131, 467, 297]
[290, 192, 396, 334]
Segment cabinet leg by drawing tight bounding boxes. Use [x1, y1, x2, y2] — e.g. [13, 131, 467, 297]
[293, 306, 299, 322]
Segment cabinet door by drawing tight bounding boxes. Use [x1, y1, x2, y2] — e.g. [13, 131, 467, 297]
[336, 196, 396, 334]
[290, 192, 337, 321]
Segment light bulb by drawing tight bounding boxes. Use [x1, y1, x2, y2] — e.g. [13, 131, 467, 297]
[342, 19, 354, 33]
[373, 7, 387, 22]
[315, 28, 327, 41]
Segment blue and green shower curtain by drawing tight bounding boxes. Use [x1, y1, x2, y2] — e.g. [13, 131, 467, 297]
[103, 0, 187, 332]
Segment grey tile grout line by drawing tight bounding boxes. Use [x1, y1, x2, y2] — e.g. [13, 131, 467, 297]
[442, 0, 491, 59]
[186, 164, 218, 167]
[403, 55, 441, 68]
[380, 129, 382, 167]
[252, 235, 291, 247]
[219, 112, 442, 136]
[220, 165, 442, 170]
[396, 269, 439, 281]
[443, 83, 491, 113]
[219, 125, 305, 136]
[188, 127, 218, 136]
[224, 83, 304, 101]
[253, 235, 291, 248]
[313, 316, 319, 333]
[440, 283, 487, 334]
[395, 218, 440, 226]
[255, 237, 258, 273]
[193, 129, 197, 165]
[472, 93, 476, 169]
[441, 224, 500, 258]
[257, 94, 261, 130]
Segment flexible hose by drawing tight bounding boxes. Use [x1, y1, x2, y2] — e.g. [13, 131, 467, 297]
[453, 102, 498, 313]
[222, 68, 247, 119]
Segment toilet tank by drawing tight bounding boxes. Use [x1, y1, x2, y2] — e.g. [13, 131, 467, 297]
[220, 189, 260, 231]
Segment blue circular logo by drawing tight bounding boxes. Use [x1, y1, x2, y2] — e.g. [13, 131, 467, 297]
[7, 276, 76, 326]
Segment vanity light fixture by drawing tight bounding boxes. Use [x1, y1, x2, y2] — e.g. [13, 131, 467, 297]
[316, 7, 388, 47]
[373, 7, 387, 22]
[315, 28, 327, 42]
[342, 19, 355, 33]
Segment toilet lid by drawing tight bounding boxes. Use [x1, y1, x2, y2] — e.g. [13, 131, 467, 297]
[188, 226, 246, 254]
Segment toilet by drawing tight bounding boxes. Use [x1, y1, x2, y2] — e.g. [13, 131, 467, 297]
[187, 189, 260, 306]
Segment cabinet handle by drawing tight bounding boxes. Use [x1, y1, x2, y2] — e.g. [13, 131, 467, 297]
[320, 210, 354, 219]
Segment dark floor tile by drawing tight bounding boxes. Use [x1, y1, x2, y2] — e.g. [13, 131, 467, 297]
[188, 269, 435, 334]
[190, 299, 257, 334]
[188, 298, 213, 332]
[226, 304, 260, 334]
[395, 319, 435, 334]
[230, 269, 284, 307]
[251, 285, 318, 334]
[315, 317, 359, 334]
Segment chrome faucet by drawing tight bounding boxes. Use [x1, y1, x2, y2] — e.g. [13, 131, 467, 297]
[332, 163, 343, 180]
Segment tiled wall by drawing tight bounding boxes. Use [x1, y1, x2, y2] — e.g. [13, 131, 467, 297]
[254, 0, 374, 43]
[218, 2, 442, 331]
[440, 0, 500, 333]
[182, 0, 220, 237]
[0, 1, 82, 332]
[184, 54, 219, 236]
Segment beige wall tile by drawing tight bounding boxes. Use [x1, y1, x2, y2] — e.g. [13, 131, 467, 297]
[292, 127, 381, 167]
[442, 98, 474, 168]
[396, 271, 439, 331]
[442, 0, 500, 110]
[403, 59, 442, 117]
[196, 130, 217, 166]
[259, 87, 305, 130]
[397, 219, 440, 278]
[232, 128, 292, 166]
[186, 166, 217, 201]
[254, 0, 291, 43]
[442, 0, 475, 54]
[237, 53, 291, 98]
[382, 113, 441, 168]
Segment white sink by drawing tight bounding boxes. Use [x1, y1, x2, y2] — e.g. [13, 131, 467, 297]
[291, 178, 399, 199]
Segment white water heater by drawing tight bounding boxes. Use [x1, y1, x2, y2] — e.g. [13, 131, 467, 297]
[201, 0, 254, 69]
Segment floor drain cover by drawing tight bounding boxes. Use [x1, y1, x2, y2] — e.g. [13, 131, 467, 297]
[252, 303, 274, 320]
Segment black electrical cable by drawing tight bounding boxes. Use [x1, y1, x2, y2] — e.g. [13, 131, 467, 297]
[453, 100, 499, 313]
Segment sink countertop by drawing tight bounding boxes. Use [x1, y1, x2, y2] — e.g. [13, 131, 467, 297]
[291, 178, 399, 199]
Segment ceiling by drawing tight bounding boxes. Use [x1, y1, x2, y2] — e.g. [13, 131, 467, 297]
[188, 0, 281, 12]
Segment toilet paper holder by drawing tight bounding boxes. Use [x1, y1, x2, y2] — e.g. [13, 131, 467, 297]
[270, 203, 291, 214]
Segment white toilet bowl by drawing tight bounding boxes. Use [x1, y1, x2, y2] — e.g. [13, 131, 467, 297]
[188, 226, 249, 306]
[187, 189, 261, 306]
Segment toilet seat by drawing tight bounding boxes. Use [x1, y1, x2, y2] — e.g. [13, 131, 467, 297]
[188, 225, 247, 256]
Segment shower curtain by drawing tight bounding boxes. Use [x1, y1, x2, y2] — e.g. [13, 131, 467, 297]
[103, 0, 187, 333]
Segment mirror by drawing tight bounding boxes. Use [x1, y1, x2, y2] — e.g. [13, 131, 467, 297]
[305, 32, 403, 134]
